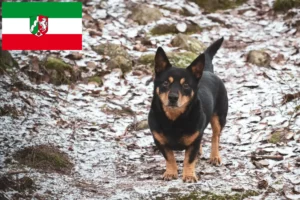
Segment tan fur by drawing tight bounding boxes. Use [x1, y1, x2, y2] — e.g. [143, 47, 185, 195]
[180, 78, 185, 85]
[209, 114, 222, 165]
[191, 65, 204, 79]
[182, 147, 198, 182]
[181, 131, 199, 146]
[153, 131, 168, 145]
[163, 149, 178, 180]
[199, 143, 203, 156]
[157, 87, 169, 107]
[169, 77, 174, 83]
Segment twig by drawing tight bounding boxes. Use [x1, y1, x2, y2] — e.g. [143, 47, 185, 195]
[247, 155, 284, 161]
[7, 170, 29, 175]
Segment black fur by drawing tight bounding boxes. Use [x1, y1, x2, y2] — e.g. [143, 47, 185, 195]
[148, 37, 228, 181]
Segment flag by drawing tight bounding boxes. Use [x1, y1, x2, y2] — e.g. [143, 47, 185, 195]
[2, 2, 82, 50]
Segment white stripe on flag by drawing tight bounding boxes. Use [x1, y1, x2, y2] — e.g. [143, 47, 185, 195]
[2, 18, 82, 34]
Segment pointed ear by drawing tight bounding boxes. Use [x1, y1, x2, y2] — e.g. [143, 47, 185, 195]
[205, 37, 224, 59]
[187, 53, 205, 81]
[155, 47, 171, 74]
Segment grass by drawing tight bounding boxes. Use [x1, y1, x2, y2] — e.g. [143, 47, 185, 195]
[13, 145, 73, 174]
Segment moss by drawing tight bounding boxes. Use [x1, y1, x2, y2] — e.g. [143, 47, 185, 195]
[0, 176, 35, 192]
[92, 43, 130, 58]
[107, 55, 132, 74]
[273, 0, 300, 12]
[190, 0, 247, 12]
[0, 47, 19, 75]
[130, 4, 163, 25]
[13, 145, 73, 174]
[139, 52, 198, 68]
[150, 23, 201, 35]
[269, 132, 284, 144]
[296, 105, 300, 112]
[88, 76, 103, 85]
[171, 34, 206, 54]
[44, 57, 76, 85]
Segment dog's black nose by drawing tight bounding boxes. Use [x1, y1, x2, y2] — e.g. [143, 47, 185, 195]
[168, 93, 179, 104]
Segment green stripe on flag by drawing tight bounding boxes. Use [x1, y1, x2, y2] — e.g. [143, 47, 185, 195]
[2, 2, 82, 18]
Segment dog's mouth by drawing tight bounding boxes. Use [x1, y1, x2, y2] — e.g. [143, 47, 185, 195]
[167, 102, 178, 107]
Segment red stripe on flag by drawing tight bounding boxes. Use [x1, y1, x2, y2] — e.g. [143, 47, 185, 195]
[2, 34, 82, 50]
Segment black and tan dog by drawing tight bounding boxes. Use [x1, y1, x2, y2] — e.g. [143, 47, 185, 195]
[148, 37, 228, 183]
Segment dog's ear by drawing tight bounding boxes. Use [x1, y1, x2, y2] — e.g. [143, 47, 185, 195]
[155, 47, 171, 75]
[187, 53, 205, 81]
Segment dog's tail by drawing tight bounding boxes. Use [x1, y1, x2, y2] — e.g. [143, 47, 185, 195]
[204, 37, 224, 73]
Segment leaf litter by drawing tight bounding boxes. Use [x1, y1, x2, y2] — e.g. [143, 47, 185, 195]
[1, 0, 300, 199]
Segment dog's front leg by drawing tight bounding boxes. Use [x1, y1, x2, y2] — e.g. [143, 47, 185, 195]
[182, 142, 200, 183]
[157, 144, 178, 180]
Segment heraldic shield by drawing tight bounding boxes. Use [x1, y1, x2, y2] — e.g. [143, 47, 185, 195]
[30, 15, 48, 37]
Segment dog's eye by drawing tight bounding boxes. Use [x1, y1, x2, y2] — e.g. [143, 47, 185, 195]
[162, 81, 169, 87]
[183, 83, 190, 89]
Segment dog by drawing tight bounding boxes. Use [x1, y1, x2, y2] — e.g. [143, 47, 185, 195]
[148, 37, 228, 183]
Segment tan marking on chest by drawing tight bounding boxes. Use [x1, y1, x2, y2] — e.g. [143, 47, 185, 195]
[180, 78, 185, 85]
[181, 131, 200, 146]
[153, 131, 168, 145]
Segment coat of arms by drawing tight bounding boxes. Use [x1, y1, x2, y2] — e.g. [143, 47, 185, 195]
[30, 15, 48, 37]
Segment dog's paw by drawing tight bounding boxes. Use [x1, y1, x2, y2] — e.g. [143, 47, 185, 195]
[182, 174, 198, 183]
[209, 155, 221, 166]
[163, 171, 178, 181]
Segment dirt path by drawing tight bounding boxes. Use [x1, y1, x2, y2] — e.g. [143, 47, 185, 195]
[1, 0, 300, 199]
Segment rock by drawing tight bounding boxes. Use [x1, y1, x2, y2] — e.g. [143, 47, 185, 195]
[171, 33, 206, 54]
[258, 180, 268, 189]
[92, 43, 130, 58]
[130, 4, 162, 25]
[139, 51, 197, 68]
[135, 120, 149, 131]
[44, 57, 78, 85]
[190, 0, 248, 12]
[273, 0, 300, 12]
[231, 187, 245, 192]
[176, 22, 187, 32]
[246, 50, 271, 67]
[107, 55, 132, 74]
[294, 185, 300, 194]
[151, 23, 201, 35]
[92, 43, 132, 74]
[0, 46, 19, 74]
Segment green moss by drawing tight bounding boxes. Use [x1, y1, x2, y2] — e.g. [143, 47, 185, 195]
[130, 4, 163, 25]
[44, 57, 76, 85]
[171, 34, 206, 54]
[190, 0, 248, 12]
[92, 43, 130, 58]
[45, 57, 72, 71]
[269, 132, 283, 144]
[273, 0, 300, 12]
[13, 145, 73, 174]
[139, 51, 197, 68]
[296, 105, 300, 111]
[159, 190, 260, 200]
[88, 76, 102, 85]
[0, 47, 19, 74]
[107, 55, 132, 74]
[150, 23, 201, 35]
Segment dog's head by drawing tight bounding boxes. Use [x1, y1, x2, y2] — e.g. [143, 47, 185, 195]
[153, 37, 223, 120]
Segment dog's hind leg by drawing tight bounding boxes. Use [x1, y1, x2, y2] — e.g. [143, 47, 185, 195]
[209, 114, 222, 166]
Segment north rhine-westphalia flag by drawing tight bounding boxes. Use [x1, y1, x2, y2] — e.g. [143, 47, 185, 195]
[2, 2, 82, 50]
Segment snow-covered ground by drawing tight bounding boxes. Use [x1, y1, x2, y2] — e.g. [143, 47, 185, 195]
[1, 0, 300, 199]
